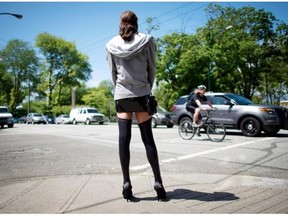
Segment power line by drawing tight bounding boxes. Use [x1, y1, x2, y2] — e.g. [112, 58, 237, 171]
[79, 2, 208, 53]
[79, 3, 194, 51]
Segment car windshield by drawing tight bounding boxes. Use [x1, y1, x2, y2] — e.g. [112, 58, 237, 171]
[87, 109, 99, 113]
[62, 115, 69, 118]
[0, 108, 9, 113]
[226, 94, 254, 105]
[34, 113, 42, 117]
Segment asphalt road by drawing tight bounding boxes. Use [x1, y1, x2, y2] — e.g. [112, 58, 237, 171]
[1, 123, 288, 182]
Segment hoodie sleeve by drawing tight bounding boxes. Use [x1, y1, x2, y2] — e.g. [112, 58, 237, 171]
[146, 37, 156, 89]
[106, 49, 117, 85]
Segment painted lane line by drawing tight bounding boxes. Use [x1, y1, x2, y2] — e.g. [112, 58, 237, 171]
[130, 137, 274, 171]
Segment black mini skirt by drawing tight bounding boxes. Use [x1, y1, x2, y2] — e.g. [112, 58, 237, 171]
[116, 96, 148, 112]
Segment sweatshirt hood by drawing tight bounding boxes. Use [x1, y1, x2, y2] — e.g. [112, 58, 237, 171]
[106, 32, 152, 59]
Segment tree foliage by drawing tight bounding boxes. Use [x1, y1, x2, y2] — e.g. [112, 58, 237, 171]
[0, 61, 13, 106]
[81, 80, 115, 119]
[35, 33, 92, 112]
[0, 39, 38, 112]
[155, 3, 288, 109]
[1, 4, 287, 116]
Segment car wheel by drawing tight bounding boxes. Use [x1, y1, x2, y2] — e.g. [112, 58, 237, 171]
[240, 117, 261, 137]
[151, 117, 157, 128]
[72, 119, 77, 125]
[85, 119, 90, 125]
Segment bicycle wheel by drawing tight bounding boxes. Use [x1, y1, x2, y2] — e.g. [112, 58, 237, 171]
[178, 120, 195, 140]
[206, 121, 226, 142]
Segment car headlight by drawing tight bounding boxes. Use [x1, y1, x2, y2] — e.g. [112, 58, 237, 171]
[259, 108, 275, 114]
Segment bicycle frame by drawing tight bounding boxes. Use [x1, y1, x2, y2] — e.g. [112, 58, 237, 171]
[197, 109, 215, 127]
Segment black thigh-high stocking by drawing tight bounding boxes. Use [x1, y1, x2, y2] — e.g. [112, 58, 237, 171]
[118, 118, 132, 184]
[138, 118, 162, 184]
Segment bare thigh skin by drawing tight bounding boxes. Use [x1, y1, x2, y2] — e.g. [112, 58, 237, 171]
[117, 112, 151, 124]
[193, 108, 201, 124]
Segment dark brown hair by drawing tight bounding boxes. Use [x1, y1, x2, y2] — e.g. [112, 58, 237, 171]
[119, 10, 138, 41]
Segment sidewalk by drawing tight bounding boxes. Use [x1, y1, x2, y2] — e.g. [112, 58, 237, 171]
[0, 172, 287, 214]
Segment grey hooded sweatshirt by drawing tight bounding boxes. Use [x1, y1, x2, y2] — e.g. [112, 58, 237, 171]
[106, 32, 156, 100]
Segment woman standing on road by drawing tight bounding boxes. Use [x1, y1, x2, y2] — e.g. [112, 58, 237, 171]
[106, 10, 166, 201]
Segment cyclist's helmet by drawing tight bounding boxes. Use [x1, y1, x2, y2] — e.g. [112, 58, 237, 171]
[197, 85, 206, 90]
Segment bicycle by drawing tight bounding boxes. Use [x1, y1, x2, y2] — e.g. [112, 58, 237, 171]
[178, 109, 226, 142]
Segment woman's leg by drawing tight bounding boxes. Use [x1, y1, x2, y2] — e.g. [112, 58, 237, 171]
[136, 112, 162, 183]
[136, 112, 166, 200]
[117, 112, 132, 184]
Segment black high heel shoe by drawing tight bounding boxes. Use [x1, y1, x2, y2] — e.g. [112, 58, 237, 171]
[154, 182, 166, 201]
[122, 182, 133, 201]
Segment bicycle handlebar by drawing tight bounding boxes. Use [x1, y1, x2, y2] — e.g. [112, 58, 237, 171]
[205, 107, 217, 117]
[204, 107, 217, 112]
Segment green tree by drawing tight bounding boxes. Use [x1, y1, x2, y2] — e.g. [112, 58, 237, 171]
[156, 31, 215, 108]
[156, 3, 287, 105]
[204, 4, 282, 99]
[0, 39, 38, 112]
[81, 80, 115, 119]
[153, 82, 176, 111]
[261, 22, 288, 105]
[35, 33, 92, 112]
[0, 61, 13, 105]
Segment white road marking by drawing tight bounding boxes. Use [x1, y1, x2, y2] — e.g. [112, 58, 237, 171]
[130, 137, 274, 171]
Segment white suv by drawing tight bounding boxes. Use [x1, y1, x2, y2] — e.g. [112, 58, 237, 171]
[0, 106, 14, 128]
[70, 107, 104, 125]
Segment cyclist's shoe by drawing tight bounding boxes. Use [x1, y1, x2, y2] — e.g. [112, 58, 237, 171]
[192, 123, 200, 127]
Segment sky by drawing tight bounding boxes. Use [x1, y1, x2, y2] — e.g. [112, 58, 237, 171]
[1, 1, 288, 88]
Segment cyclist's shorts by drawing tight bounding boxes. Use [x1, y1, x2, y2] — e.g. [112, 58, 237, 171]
[186, 105, 196, 114]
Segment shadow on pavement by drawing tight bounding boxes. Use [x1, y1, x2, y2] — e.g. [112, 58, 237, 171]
[128, 188, 239, 202]
[165, 188, 239, 202]
[64, 188, 239, 213]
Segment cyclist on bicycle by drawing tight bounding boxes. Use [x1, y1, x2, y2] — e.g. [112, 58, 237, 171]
[186, 85, 213, 127]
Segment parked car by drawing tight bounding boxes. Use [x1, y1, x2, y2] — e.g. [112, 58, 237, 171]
[18, 116, 27, 124]
[0, 106, 14, 128]
[151, 106, 174, 128]
[70, 107, 105, 125]
[26, 113, 47, 124]
[55, 114, 72, 124]
[44, 115, 55, 124]
[131, 106, 174, 128]
[172, 92, 288, 137]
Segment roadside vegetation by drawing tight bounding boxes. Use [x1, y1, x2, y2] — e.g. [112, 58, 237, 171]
[1, 3, 287, 118]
